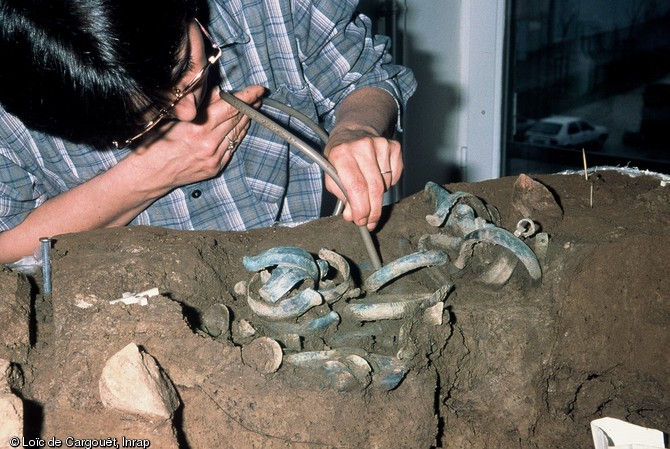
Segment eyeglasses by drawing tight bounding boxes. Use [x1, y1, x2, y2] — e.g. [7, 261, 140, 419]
[112, 19, 222, 149]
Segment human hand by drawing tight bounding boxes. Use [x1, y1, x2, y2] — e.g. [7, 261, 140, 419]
[324, 125, 403, 230]
[126, 85, 265, 193]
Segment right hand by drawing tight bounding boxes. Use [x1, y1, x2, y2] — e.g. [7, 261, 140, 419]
[125, 84, 265, 194]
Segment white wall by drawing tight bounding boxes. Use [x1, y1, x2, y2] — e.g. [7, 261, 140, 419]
[401, 0, 507, 195]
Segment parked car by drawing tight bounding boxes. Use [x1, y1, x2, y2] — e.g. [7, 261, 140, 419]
[524, 116, 608, 150]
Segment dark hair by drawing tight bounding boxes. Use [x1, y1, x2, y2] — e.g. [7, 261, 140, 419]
[0, 0, 199, 146]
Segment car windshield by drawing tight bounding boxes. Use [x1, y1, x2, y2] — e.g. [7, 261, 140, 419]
[528, 122, 561, 135]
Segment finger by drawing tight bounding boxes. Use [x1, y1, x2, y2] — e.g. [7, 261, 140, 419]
[218, 119, 252, 165]
[376, 139, 403, 187]
[207, 85, 265, 124]
[228, 110, 252, 140]
[338, 160, 382, 228]
[228, 84, 266, 102]
[324, 175, 348, 208]
[229, 113, 251, 138]
[226, 117, 251, 152]
[365, 139, 402, 227]
[366, 169, 384, 229]
[378, 155, 394, 189]
[387, 140, 403, 186]
[325, 163, 372, 227]
[206, 99, 253, 148]
[366, 200, 382, 230]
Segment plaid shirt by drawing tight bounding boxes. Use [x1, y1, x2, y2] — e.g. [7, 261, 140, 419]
[0, 0, 416, 233]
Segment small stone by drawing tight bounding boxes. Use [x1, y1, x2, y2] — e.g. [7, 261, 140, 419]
[241, 337, 282, 374]
[511, 174, 563, 227]
[99, 343, 180, 419]
[234, 319, 257, 340]
[423, 302, 445, 326]
[201, 303, 230, 338]
[0, 392, 23, 443]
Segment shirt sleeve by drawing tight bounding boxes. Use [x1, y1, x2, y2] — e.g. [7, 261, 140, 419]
[291, 0, 417, 131]
[0, 151, 42, 232]
[0, 107, 57, 232]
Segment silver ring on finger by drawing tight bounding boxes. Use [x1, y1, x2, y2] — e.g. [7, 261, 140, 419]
[380, 169, 392, 175]
[225, 135, 237, 151]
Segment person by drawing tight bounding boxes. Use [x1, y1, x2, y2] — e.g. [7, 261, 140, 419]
[0, 0, 416, 265]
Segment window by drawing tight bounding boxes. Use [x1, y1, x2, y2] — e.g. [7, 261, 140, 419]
[358, 1, 669, 192]
[504, 0, 670, 176]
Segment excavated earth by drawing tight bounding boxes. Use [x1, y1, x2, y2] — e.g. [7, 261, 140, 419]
[1, 168, 668, 448]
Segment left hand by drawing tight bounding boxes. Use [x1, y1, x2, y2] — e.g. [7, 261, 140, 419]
[324, 125, 403, 231]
